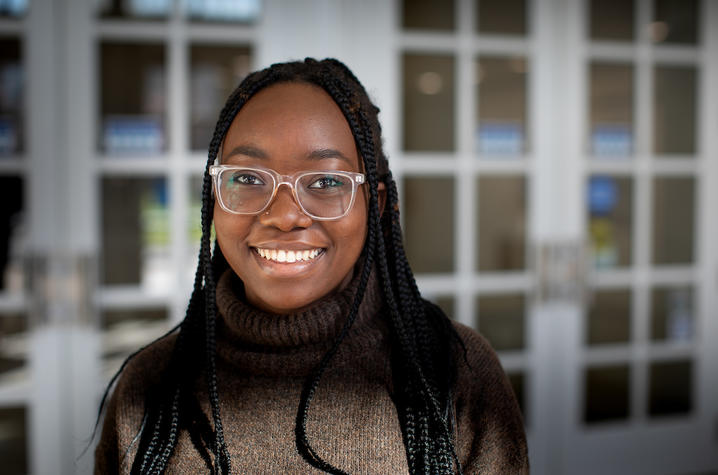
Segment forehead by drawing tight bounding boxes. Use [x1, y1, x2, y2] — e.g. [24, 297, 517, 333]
[222, 82, 360, 169]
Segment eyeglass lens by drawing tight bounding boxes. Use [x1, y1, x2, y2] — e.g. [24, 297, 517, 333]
[217, 168, 355, 218]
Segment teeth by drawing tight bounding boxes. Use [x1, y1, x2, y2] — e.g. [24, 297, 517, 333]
[255, 248, 323, 263]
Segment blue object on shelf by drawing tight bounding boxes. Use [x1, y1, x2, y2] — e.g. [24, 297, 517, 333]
[103, 116, 164, 156]
[588, 175, 618, 216]
[0, 0, 27, 16]
[592, 124, 632, 157]
[185, 0, 261, 22]
[129, 0, 171, 16]
[0, 116, 17, 155]
[151, 177, 168, 206]
[477, 121, 524, 156]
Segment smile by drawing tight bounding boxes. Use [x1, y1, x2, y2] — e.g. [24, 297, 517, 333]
[254, 247, 325, 263]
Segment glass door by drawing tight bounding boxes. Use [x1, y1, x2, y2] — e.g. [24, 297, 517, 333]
[398, 0, 534, 436]
[557, 0, 718, 473]
[396, 1, 717, 473]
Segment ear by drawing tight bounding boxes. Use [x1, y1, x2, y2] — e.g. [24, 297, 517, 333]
[377, 182, 387, 217]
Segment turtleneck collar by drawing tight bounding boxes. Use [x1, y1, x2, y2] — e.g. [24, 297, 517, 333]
[214, 265, 386, 376]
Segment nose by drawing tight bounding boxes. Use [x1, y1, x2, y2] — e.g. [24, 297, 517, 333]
[259, 184, 313, 231]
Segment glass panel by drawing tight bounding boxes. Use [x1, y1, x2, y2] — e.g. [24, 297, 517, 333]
[403, 176, 454, 273]
[0, 176, 24, 294]
[402, 53, 455, 152]
[190, 45, 251, 151]
[0, 313, 26, 381]
[100, 42, 166, 156]
[97, 0, 171, 19]
[584, 364, 630, 423]
[186, 0, 261, 23]
[0, 0, 27, 18]
[651, 285, 694, 342]
[476, 294, 525, 351]
[101, 308, 169, 377]
[0, 37, 23, 156]
[586, 289, 631, 345]
[477, 176, 526, 271]
[401, 0, 454, 31]
[589, 0, 635, 41]
[589, 62, 634, 158]
[476, 56, 528, 156]
[0, 406, 27, 474]
[653, 65, 696, 155]
[648, 359, 692, 416]
[652, 0, 699, 45]
[652, 177, 694, 265]
[507, 371, 526, 419]
[434, 296, 454, 319]
[101, 177, 171, 290]
[476, 0, 527, 35]
[587, 176, 633, 268]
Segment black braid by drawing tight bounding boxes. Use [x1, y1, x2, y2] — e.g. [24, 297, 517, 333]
[291, 71, 381, 474]
[97, 58, 463, 474]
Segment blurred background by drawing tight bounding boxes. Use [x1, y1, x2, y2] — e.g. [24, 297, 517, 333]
[0, 0, 717, 473]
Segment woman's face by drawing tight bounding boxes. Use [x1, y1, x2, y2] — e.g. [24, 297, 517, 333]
[214, 82, 369, 314]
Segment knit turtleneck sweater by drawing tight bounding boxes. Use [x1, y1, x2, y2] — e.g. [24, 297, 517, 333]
[95, 268, 528, 474]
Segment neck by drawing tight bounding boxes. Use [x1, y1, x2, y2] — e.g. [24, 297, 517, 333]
[213, 266, 387, 377]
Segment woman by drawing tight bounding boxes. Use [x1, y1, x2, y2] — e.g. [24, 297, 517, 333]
[95, 58, 528, 474]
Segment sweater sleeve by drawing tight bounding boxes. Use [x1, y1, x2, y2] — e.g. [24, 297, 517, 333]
[451, 322, 529, 474]
[94, 335, 175, 475]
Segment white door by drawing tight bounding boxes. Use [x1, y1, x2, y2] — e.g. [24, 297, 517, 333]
[397, 0, 718, 474]
[553, 0, 718, 473]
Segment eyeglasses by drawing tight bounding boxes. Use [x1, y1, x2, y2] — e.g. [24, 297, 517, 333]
[209, 165, 366, 221]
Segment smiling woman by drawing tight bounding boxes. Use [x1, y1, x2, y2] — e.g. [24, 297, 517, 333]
[94, 59, 528, 474]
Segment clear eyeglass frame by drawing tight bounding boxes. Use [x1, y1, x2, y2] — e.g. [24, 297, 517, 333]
[209, 165, 366, 221]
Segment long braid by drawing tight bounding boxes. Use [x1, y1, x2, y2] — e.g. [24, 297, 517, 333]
[383, 177, 462, 474]
[291, 64, 384, 474]
[126, 69, 280, 474]
[101, 58, 463, 474]
[194, 70, 286, 474]
[319, 60, 461, 473]
[200, 170, 229, 472]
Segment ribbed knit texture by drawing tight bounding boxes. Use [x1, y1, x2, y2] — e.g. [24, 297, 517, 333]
[95, 268, 528, 474]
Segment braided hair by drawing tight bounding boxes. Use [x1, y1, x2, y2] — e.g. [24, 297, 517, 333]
[99, 58, 464, 474]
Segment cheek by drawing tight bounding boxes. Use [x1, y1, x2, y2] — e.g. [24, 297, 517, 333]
[213, 208, 252, 252]
[331, 206, 369, 253]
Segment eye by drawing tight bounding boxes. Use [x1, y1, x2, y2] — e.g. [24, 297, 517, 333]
[308, 174, 345, 190]
[229, 171, 265, 186]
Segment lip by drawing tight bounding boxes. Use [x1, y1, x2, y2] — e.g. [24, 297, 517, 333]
[249, 243, 327, 278]
[251, 241, 327, 251]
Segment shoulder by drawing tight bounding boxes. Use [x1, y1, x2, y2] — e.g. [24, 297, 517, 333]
[95, 333, 177, 473]
[112, 332, 177, 407]
[450, 321, 505, 382]
[449, 321, 529, 474]
[449, 321, 519, 413]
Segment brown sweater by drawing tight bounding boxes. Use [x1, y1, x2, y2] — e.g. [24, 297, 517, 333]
[95, 269, 528, 474]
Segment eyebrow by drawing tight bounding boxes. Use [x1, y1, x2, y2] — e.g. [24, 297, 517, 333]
[306, 148, 354, 166]
[224, 145, 354, 166]
[223, 145, 268, 160]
